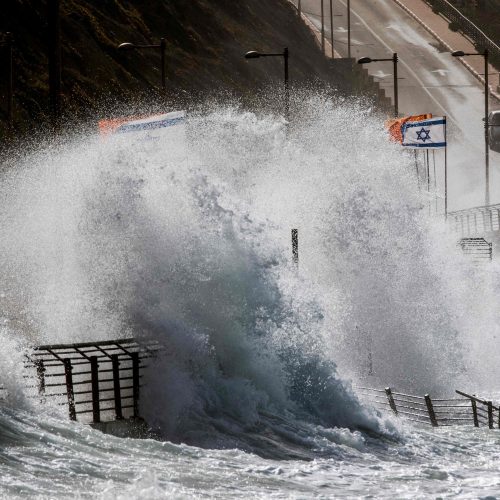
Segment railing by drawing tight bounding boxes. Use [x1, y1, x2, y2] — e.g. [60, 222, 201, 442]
[448, 203, 500, 236]
[24, 338, 162, 424]
[425, 0, 500, 66]
[358, 387, 500, 428]
[458, 237, 492, 261]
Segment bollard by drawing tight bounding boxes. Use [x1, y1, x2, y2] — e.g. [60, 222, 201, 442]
[425, 394, 438, 427]
[111, 355, 123, 420]
[63, 359, 76, 421]
[291, 229, 298, 265]
[90, 356, 100, 424]
[385, 387, 398, 415]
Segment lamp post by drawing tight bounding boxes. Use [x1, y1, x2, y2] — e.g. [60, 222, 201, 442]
[3, 32, 13, 129]
[244, 48, 289, 120]
[321, 0, 325, 54]
[330, 0, 334, 58]
[452, 49, 490, 206]
[48, 0, 61, 127]
[118, 38, 167, 90]
[358, 53, 399, 117]
[347, 0, 351, 59]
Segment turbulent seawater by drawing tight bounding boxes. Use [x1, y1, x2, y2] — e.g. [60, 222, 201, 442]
[2, 95, 500, 498]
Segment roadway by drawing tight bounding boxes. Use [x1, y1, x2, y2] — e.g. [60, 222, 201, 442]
[299, 0, 500, 210]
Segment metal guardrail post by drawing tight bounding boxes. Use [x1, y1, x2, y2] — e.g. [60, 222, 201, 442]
[487, 401, 494, 429]
[34, 359, 46, 396]
[90, 356, 100, 424]
[471, 399, 479, 427]
[425, 394, 438, 426]
[385, 387, 398, 415]
[111, 354, 123, 420]
[132, 352, 140, 418]
[63, 359, 76, 421]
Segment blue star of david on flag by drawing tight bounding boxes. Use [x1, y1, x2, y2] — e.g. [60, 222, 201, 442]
[402, 117, 446, 149]
[416, 127, 431, 142]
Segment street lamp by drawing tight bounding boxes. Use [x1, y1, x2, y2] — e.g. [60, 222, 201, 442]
[244, 48, 289, 120]
[347, 0, 351, 59]
[452, 49, 490, 206]
[358, 53, 399, 117]
[2, 32, 13, 129]
[118, 38, 167, 90]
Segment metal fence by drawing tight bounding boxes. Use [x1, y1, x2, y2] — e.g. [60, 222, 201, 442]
[448, 203, 500, 236]
[458, 237, 492, 261]
[358, 386, 500, 428]
[25, 338, 162, 424]
[425, 0, 500, 64]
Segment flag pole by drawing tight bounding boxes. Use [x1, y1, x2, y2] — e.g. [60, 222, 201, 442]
[433, 150, 437, 214]
[414, 150, 420, 192]
[426, 150, 430, 215]
[444, 116, 448, 219]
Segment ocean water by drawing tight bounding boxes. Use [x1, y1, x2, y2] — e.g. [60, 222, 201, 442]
[1, 94, 500, 498]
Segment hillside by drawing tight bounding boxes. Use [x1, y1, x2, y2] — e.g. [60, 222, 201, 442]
[0, 0, 364, 138]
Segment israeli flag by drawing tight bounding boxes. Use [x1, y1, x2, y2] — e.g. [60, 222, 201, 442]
[114, 110, 186, 134]
[402, 117, 446, 149]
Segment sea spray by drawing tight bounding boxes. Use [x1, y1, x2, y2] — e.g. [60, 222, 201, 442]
[2, 93, 500, 497]
[0, 93, 498, 452]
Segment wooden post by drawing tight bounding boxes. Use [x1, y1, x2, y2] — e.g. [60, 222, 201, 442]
[111, 354, 123, 420]
[291, 229, 298, 265]
[385, 387, 398, 415]
[132, 352, 140, 418]
[425, 394, 438, 427]
[63, 359, 76, 421]
[487, 401, 493, 429]
[471, 399, 479, 427]
[34, 359, 46, 396]
[90, 356, 100, 424]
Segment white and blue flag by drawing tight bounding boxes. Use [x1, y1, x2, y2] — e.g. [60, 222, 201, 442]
[402, 116, 446, 149]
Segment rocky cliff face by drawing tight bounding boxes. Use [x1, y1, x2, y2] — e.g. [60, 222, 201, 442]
[0, 0, 357, 138]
